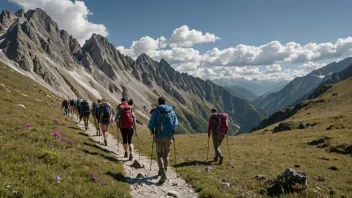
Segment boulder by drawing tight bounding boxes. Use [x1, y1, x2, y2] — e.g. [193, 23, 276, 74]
[167, 190, 179, 198]
[266, 168, 307, 196]
[255, 175, 266, 181]
[273, 122, 291, 133]
[130, 160, 144, 169]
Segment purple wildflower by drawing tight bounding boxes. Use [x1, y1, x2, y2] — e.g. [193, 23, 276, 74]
[25, 124, 31, 130]
[53, 119, 59, 123]
[70, 140, 75, 145]
[52, 132, 61, 139]
[91, 172, 97, 181]
[54, 176, 62, 183]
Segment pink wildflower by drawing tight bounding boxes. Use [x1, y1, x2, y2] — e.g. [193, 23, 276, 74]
[53, 119, 59, 123]
[91, 172, 97, 181]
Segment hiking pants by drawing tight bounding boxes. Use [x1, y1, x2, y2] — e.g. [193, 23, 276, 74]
[156, 137, 172, 173]
[64, 107, 68, 115]
[81, 113, 90, 129]
[120, 128, 134, 144]
[212, 132, 225, 157]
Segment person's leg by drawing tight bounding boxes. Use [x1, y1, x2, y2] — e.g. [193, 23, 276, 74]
[217, 134, 225, 164]
[121, 128, 128, 157]
[101, 124, 108, 146]
[155, 138, 165, 176]
[162, 137, 172, 171]
[128, 128, 134, 160]
[212, 132, 220, 161]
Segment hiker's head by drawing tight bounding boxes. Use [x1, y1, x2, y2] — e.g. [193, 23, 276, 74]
[97, 99, 101, 104]
[158, 97, 166, 105]
[128, 99, 133, 106]
[121, 98, 126, 102]
[211, 108, 217, 113]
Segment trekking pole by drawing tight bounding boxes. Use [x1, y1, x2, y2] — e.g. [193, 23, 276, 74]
[116, 123, 120, 152]
[206, 136, 210, 161]
[150, 135, 155, 172]
[226, 133, 231, 161]
[136, 128, 141, 160]
[173, 136, 177, 173]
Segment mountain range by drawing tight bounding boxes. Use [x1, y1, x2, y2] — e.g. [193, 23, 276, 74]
[212, 78, 289, 96]
[0, 8, 265, 134]
[252, 57, 352, 114]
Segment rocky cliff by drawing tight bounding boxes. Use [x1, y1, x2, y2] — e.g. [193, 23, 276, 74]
[0, 8, 265, 134]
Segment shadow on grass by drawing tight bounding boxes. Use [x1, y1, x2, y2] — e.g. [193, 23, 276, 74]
[83, 142, 117, 155]
[175, 160, 213, 168]
[69, 126, 81, 130]
[78, 132, 89, 137]
[81, 149, 119, 163]
[106, 171, 160, 186]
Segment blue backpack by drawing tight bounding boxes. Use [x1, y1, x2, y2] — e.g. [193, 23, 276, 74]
[159, 110, 175, 135]
[101, 103, 111, 120]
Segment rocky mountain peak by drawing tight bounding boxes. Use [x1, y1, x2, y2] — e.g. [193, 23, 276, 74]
[15, 9, 25, 18]
[0, 9, 17, 30]
[24, 8, 59, 34]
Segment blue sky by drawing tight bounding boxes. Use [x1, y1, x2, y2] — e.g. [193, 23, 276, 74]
[2, 0, 352, 81]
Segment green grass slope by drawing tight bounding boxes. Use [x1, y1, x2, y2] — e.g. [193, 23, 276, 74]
[0, 62, 130, 197]
[135, 78, 352, 197]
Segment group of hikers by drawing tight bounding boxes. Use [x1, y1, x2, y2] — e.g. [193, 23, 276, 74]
[61, 96, 229, 184]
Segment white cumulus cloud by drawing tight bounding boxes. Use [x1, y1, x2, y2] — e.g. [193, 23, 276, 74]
[202, 37, 352, 67]
[299, 61, 325, 72]
[10, 0, 108, 45]
[164, 25, 220, 47]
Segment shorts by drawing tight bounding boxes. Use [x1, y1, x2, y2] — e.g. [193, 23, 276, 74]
[100, 119, 109, 125]
[121, 128, 134, 144]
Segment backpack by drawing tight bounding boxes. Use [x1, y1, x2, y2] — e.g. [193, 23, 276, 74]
[159, 110, 174, 134]
[101, 103, 111, 120]
[211, 113, 229, 135]
[69, 99, 75, 106]
[81, 100, 90, 113]
[119, 103, 134, 128]
[95, 105, 101, 119]
[76, 99, 81, 107]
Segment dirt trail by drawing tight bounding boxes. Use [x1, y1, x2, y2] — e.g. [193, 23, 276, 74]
[74, 116, 198, 198]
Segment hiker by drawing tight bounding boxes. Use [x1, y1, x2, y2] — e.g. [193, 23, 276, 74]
[76, 98, 81, 117]
[80, 99, 91, 130]
[69, 98, 76, 116]
[148, 97, 178, 184]
[92, 100, 101, 136]
[115, 98, 136, 160]
[208, 108, 229, 164]
[99, 100, 112, 146]
[62, 99, 69, 116]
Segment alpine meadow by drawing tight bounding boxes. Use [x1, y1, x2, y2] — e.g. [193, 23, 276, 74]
[0, 1, 352, 198]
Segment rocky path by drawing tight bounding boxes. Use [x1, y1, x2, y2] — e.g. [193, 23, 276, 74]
[74, 116, 198, 198]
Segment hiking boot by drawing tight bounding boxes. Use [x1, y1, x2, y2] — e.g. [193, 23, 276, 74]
[158, 174, 167, 184]
[219, 156, 224, 165]
[129, 153, 133, 161]
[158, 168, 166, 176]
[213, 156, 218, 162]
[124, 152, 128, 158]
[158, 169, 163, 176]
[104, 139, 107, 146]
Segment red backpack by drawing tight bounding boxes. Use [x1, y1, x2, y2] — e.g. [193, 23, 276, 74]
[211, 113, 229, 134]
[119, 103, 134, 128]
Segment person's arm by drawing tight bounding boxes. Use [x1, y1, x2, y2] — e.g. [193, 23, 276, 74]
[114, 107, 120, 123]
[148, 111, 157, 135]
[172, 112, 178, 134]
